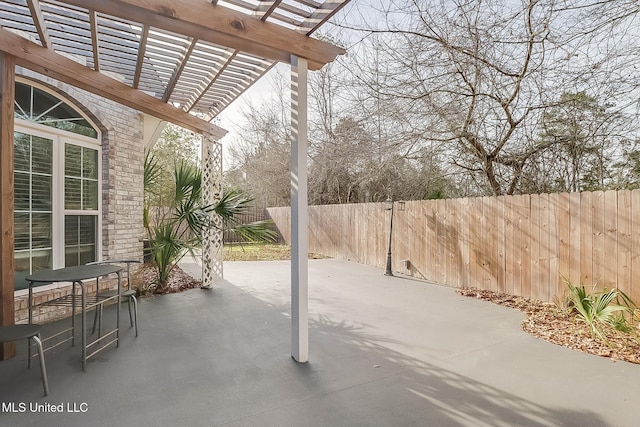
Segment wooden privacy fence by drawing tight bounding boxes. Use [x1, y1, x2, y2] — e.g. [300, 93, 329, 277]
[267, 189, 640, 303]
[222, 206, 283, 244]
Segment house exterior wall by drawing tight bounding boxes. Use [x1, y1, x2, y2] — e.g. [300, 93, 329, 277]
[14, 69, 146, 324]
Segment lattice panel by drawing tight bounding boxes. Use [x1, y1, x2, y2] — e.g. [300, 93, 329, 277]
[201, 134, 223, 288]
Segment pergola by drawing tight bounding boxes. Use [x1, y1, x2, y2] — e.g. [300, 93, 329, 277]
[0, 0, 350, 362]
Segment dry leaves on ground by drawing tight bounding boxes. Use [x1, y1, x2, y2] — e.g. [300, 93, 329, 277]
[458, 288, 640, 364]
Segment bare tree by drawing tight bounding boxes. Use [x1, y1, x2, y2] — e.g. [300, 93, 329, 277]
[148, 124, 201, 207]
[224, 74, 291, 207]
[342, 0, 639, 195]
[520, 91, 630, 192]
[226, 0, 639, 202]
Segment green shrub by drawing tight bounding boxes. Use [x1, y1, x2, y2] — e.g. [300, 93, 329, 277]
[144, 154, 276, 289]
[564, 281, 637, 344]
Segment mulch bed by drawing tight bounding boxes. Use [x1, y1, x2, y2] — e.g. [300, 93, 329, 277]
[131, 263, 202, 295]
[458, 288, 640, 364]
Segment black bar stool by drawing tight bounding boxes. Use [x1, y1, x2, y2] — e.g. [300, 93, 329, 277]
[88, 260, 140, 337]
[0, 324, 49, 396]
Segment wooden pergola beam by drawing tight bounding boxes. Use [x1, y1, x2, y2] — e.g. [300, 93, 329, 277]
[259, 0, 284, 21]
[301, 0, 352, 35]
[56, 0, 345, 70]
[26, 0, 52, 50]
[89, 10, 100, 71]
[0, 52, 16, 360]
[0, 28, 226, 138]
[132, 24, 149, 89]
[162, 38, 197, 103]
[186, 51, 237, 113]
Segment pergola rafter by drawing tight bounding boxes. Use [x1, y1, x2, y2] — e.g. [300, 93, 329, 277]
[132, 23, 149, 89]
[88, 9, 99, 70]
[162, 36, 196, 103]
[25, 0, 51, 48]
[258, 0, 285, 21]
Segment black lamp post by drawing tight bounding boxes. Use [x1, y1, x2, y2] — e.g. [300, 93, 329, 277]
[384, 198, 405, 276]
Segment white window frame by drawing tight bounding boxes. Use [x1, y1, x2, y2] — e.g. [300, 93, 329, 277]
[14, 80, 102, 295]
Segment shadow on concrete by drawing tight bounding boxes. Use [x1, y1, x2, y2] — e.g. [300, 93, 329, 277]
[0, 260, 621, 426]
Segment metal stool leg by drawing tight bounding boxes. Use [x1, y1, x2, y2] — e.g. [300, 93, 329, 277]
[92, 277, 101, 335]
[32, 334, 49, 396]
[127, 296, 134, 327]
[131, 295, 138, 337]
[92, 304, 100, 334]
[91, 303, 104, 338]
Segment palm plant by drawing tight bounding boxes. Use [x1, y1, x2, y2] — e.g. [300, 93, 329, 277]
[565, 281, 633, 343]
[144, 154, 276, 289]
[143, 151, 162, 231]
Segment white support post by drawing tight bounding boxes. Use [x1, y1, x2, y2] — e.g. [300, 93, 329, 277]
[291, 56, 309, 363]
[201, 132, 223, 288]
[290, 56, 309, 363]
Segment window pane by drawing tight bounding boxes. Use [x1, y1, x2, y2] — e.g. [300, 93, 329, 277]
[66, 145, 99, 210]
[65, 177, 82, 209]
[65, 215, 78, 246]
[32, 136, 53, 174]
[14, 83, 31, 120]
[14, 213, 30, 250]
[79, 244, 96, 265]
[65, 144, 82, 177]
[14, 172, 30, 211]
[83, 148, 98, 179]
[31, 86, 60, 120]
[32, 213, 52, 249]
[79, 216, 96, 244]
[65, 215, 96, 267]
[32, 249, 52, 271]
[65, 246, 79, 268]
[32, 175, 52, 211]
[14, 251, 30, 273]
[15, 82, 98, 138]
[83, 180, 98, 210]
[14, 132, 30, 172]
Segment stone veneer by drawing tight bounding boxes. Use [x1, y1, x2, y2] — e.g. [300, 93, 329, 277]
[14, 68, 146, 324]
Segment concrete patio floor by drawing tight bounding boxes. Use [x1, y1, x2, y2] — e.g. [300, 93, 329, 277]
[1, 259, 639, 426]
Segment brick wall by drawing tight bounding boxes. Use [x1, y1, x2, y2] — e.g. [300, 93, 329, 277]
[14, 69, 145, 324]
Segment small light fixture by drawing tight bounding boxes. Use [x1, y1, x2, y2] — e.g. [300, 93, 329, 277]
[384, 197, 395, 276]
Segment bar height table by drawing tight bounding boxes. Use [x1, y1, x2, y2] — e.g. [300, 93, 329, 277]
[26, 264, 123, 371]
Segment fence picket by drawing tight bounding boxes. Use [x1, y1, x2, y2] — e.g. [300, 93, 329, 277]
[617, 190, 632, 296]
[568, 192, 581, 287]
[555, 193, 571, 301]
[547, 194, 559, 301]
[580, 192, 594, 286]
[529, 194, 541, 299]
[603, 190, 618, 290]
[592, 191, 606, 289]
[631, 191, 640, 302]
[539, 194, 551, 302]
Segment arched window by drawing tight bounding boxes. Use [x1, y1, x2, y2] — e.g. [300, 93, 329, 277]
[14, 82, 98, 138]
[14, 81, 102, 290]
